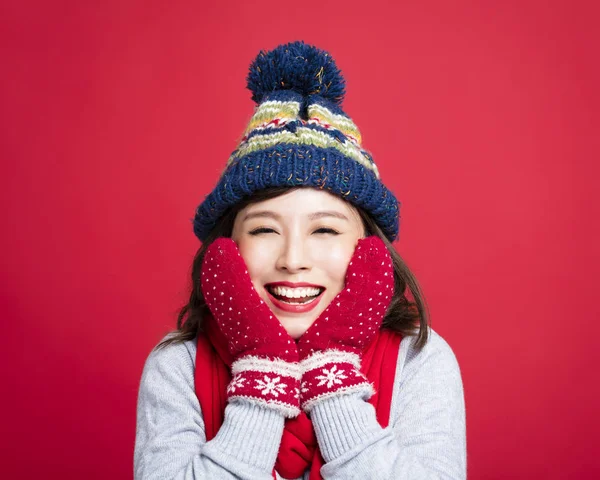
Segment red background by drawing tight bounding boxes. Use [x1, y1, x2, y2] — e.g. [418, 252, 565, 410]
[1, 1, 598, 478]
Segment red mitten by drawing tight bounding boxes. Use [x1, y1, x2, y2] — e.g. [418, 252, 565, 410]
[297, 236, 394, 412]
[201, 238, 301, 417]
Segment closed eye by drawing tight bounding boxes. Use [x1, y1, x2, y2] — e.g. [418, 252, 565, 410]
[248, 227, 278, 235]
[314, 228, 340, 235]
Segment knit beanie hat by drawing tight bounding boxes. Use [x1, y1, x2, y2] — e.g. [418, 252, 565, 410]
[193, 41, 400, 242]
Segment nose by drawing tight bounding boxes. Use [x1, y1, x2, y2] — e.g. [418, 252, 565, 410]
[275, 236, 311, 273]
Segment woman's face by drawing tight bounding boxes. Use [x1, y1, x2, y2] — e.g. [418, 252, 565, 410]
[231, 188, 365, 339]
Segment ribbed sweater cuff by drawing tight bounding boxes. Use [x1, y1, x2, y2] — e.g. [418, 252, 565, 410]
[206, 401, 285, 471]
[310, 393, 381, 462]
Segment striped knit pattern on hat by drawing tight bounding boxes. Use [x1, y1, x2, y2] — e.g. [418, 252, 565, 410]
[193, 41, 400, 242]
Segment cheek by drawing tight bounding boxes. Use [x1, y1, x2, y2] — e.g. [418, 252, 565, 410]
[236, 239, 272, 288]
[312, 240, 355, 290]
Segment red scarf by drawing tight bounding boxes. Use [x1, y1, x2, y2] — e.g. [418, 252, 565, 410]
[194, 314, 402, 479]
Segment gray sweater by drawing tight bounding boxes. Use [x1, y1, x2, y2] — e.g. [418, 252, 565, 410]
[134, 326, 466, 479]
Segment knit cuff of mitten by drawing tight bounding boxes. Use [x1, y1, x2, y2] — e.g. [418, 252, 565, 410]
[299, 349, 375, 413]
[227, 355, 302, 418]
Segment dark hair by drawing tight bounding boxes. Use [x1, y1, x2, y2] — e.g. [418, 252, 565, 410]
[156, 187, 429, 351]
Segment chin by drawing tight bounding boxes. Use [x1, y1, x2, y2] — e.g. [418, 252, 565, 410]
[280, 320, 315, 340]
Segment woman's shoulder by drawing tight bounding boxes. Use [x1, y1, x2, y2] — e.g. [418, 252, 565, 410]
[389, 325, 465, 427]
[141, 332, 199, 379]
[397, 325, 462, 381]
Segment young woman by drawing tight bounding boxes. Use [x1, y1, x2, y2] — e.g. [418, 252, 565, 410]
[134, 41, 466, 479]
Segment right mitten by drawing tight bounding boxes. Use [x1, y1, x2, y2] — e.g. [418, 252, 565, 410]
[201, 238, 301, 418]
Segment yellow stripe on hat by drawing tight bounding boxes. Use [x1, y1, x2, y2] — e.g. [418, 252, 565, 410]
[307, 103, 362, 145]
[244, 100, 301, 136]
[227, 127, 380, 178]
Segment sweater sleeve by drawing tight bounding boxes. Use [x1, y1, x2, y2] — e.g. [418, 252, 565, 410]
[310, 328, 467, 480]
[133, 335, 285, 480]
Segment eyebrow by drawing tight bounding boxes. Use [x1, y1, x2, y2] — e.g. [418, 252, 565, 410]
[243, 210, 349, 222]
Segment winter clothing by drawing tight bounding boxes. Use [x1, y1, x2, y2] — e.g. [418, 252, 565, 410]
[134, 326, 467, 479]
[193, 41, 400, 242]
[196, 313, 403, 479]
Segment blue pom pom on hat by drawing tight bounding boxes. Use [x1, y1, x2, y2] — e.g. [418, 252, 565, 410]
[193, 41, 400, 242]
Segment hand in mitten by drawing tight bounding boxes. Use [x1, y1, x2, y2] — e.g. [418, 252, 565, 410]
[297, 236, 394, 412]
[201, 238, 301, 417]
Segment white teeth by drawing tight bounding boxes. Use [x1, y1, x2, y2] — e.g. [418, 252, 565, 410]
[268, 286, 322, 299]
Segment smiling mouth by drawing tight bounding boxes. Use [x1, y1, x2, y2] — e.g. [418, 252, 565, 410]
[265, 285, 325, 305]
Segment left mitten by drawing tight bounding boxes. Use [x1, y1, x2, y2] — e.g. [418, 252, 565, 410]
[201, 238, 301, 417]
[297, 236, 394, 412]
